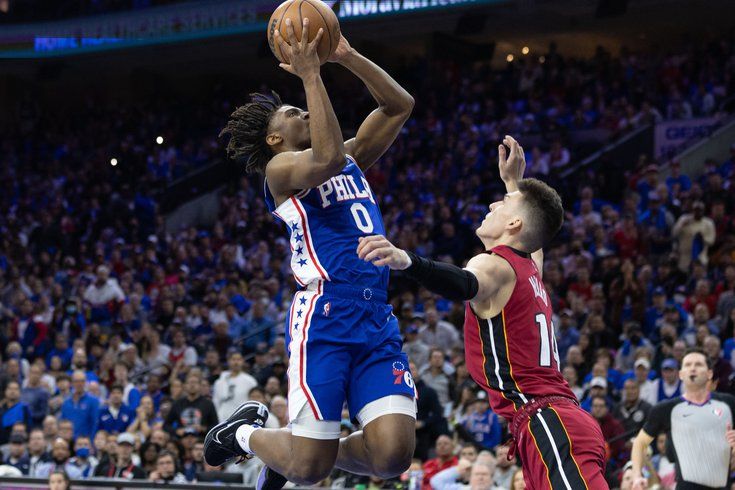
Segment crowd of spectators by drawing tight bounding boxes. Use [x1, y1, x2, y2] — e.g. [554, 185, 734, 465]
[0, 32, 734, 489]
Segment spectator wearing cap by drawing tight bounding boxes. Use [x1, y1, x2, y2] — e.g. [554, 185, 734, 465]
[456, 393, 501, 451]
[627, 357, 657, 404]
[402, 323, 430, 371]
[555, 309, 580, 360]
[83, 265, 125, 326]
[672, 201, 716, 273]
[4, 432, 30, 475]
[92, 432, 145, 479]
[60, 370, 99, 439]
[418, 307, 460, 353]
[212, 350, 257, 422]
[164, 372, 218, 438]
[647, 358, 682, 404]
[703, 335, 732, 392]
[581, 376, 612, 412]
[613, 378, 652, 435]
[98, 385, 134, 435]
[0, 381, 31, 445]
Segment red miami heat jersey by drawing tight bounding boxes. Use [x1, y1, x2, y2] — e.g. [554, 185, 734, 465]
[464, 245, 575, 419]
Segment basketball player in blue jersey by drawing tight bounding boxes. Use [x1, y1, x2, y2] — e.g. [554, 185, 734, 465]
[203, 18, 417, 490]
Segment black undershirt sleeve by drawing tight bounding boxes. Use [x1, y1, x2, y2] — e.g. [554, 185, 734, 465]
[402, 251, 479, 301]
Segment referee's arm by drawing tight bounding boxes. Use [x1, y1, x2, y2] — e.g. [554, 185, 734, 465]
[630, 429, 654, 488]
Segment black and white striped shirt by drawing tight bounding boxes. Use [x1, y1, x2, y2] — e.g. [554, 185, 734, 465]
[643, 392, 735, 489]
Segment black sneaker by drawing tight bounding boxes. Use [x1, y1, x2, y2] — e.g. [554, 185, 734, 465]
[204, 401, 269, 467]
[256, 464, 288, 490]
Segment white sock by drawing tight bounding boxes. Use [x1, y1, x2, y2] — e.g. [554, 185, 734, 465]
[235, 424, 261, 455]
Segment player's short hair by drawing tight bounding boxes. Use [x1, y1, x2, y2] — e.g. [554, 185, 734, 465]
[219, 91, 283, 175]
[683, 347, 713, 369]
[517, 178, 564, 249]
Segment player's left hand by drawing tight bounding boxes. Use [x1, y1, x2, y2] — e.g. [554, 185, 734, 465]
[726, 423, 735, 449]
[327, 34, 353, 63]
[498, 134, 526, 184]
[357, 235, 411, 269]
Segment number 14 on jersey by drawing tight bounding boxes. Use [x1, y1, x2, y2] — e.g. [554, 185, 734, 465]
[535, 313, 560, 369]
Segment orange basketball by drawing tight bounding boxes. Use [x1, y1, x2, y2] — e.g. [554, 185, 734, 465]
[267, 0, 341, 65]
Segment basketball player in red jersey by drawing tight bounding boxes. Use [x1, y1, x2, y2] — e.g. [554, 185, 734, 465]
[357, 135, 608, 489]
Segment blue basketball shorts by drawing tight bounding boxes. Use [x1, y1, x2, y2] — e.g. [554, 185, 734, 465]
[284, 281, 417, 439]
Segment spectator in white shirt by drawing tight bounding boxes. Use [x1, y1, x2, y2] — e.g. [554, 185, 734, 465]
[83, 266, 125, 308]
[212, 351, 258, 422]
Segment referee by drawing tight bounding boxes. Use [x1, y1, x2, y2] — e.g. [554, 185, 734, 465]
[631, 348, 735, 489]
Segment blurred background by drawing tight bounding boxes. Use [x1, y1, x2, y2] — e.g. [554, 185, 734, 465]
[0, 0, 734, 489]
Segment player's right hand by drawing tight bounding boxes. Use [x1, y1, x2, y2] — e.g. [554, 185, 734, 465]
[357, 235, 411, 270]
[274, 17, 324, 80]
[498, 134, 526, 184]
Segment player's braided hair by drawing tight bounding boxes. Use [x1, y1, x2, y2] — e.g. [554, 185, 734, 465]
[219, 91, 283, 174]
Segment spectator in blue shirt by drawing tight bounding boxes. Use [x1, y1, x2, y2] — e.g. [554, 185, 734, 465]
[98, 385, 134, 434]
[20, 364, 49, 428]
[460, 395, 502, 451]
[46, 335, 73, 371]
[60, 370, 99, 439]
[0, 381, 32, 445]
[556, 309, 581, 360]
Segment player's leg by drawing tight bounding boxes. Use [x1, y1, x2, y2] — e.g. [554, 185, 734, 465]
[336, 309, 417, 478]
[518, 402, 608, 490]
[336, 400, 416, 477]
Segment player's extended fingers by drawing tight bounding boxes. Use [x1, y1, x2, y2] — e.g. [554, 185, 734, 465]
[300, 17, 309, 50]
[359, 240, 390, 260]
[285, 18, 299, 48]
[357, 236, 386, 257]
[498, 144, 507, 166]
[363, 246, 393, 263]
[308, 28, 324, 51]
[278, 63, 295, 75]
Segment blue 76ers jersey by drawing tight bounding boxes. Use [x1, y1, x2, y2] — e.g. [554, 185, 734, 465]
[264, 155, 388, 291]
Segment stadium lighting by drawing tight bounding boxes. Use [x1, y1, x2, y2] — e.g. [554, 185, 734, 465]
[110, 158, 118, 166]
[156, 136, 164, 145]
[522, 46, 530, 55]
[539, 56, 546, 63]
[506, 54, 514, 62]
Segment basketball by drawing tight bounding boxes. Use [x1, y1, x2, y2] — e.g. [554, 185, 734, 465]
[267, 0, 341, 65]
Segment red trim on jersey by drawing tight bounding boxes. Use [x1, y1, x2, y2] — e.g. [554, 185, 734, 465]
[291, 196, 328, 280]
[299, 282, 322, 419]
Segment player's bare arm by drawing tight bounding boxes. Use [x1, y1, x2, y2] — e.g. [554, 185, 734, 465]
[499, 134, 544, 276]
[267, 18, 346, 200]
[356, 235, 515, 317]
[330, 37, 414, 171]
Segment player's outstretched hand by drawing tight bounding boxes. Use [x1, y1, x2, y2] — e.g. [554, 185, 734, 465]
[357, 235, 411, 270]
[274, 17, 324, 79]
[631, 476, 647, 490]
[327, 34, 353, 63]
[498, 134, 526, 184]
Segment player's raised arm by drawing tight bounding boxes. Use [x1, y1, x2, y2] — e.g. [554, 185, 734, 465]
[267, 18, 346, 193]
[356, 235, 513, 306]
[330, 36, 414, 171]
[499, 135, 544, 276]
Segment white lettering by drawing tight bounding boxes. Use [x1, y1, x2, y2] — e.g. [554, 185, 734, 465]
[528, 276, 549, 307]
[333, 175, 350, 201]
[346, 175, 368, 199]
[318, 181, 334, 208]
[361, 177, 376, 204]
